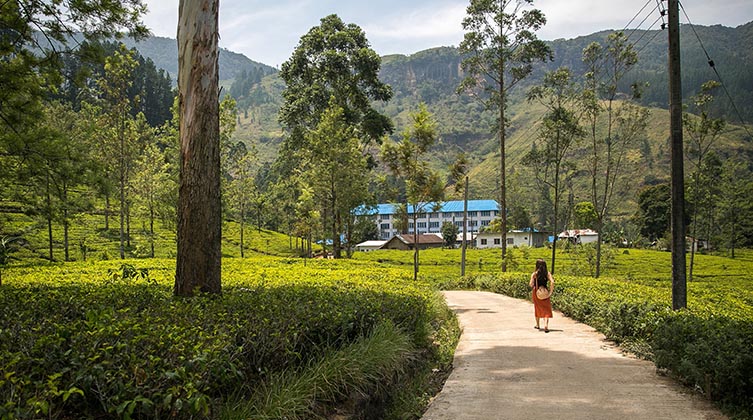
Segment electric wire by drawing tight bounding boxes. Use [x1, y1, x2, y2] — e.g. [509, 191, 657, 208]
[622, 0, 655, 33]
[624, 2, 661, 45]
[678, 0, 753, 139]
[632, 19, 665, 58]
[654, 0, 667, 30]
[628, 14, 664, 57]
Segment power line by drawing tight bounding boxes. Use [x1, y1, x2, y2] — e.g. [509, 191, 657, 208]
[678, 0, 753, 139]
[624, 2, 661, 44]
[632, 20, 665, 58]
[622, 0, 655, 33]
[655, 0, 667, 30]
[629, 14, 664, 56]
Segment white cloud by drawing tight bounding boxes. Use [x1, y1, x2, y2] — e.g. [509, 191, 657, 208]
[140, 0, 753, 66]
[142, 0, 178, 38]
[364, 3, 466, 40]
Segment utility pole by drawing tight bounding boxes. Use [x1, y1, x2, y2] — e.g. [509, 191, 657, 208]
[668, 0, 687, 310]
[462, 176, 468, 276]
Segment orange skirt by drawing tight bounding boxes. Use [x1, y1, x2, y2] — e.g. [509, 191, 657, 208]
[532, 290, 553, 318]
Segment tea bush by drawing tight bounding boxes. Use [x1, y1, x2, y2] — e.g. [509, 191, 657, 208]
[0, 257, 451, 419]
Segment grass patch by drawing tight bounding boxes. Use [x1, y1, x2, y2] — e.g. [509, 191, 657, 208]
[222, 321, 412, 419]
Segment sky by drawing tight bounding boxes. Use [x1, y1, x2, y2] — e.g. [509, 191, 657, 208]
[142, 0, 753, 68]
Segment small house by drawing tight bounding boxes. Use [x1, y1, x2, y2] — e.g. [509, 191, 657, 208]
[558, 229, 599, 245]
[354, 240, 387, 252]
[475, 229, 547, 249]
[380, 234, 444, 251]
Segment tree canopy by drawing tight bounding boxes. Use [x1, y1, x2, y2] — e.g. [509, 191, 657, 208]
[458, 0, 551, 271]
[0, 0, 148, 136]
[278, 14, 393, 154]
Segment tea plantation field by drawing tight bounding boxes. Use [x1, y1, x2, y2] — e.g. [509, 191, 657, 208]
[357, 245, 753, 417]
[2, 216, 752, 419]
[0, 256, 458, 419]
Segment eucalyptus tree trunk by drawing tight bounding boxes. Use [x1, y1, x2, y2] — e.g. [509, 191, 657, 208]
[240, 200, 245, 258]
[119, 118, 126, 259]
[46, 174, 53, 261]
[499, 55, 508, 273]
[63, 183, 70, 261]
[413, 212, 419, 281]
[149, 200, 155, 258]
[175, 0, 222, 296]
[105, 194, 110, 230]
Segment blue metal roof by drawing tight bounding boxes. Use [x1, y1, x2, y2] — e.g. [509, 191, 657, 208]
[365, 200, 500, 216]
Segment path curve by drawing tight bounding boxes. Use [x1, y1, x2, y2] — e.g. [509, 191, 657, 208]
[422, 291, 725, 420]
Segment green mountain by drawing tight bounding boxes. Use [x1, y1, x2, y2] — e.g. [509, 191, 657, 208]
[231, 23, 748, 186]
[129, 23, 753, 206]
[119, 36, 277, 82]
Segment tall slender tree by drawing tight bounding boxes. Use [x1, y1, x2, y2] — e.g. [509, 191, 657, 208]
[582, 32, 648, 277]
[175, 0, 221, 296]
[458, 0, 551, 271]
[299, 98, 372, 259]
[683, 81, 725, 280]
[132, 142, 174, 258]
[97, 44, 140, 259]
[717, 162, 753, 257]
[226, 145, 257, 258]
[15, 102, 94, 261]
[382, 104, 444, 281]
[523, 67, 584, 273]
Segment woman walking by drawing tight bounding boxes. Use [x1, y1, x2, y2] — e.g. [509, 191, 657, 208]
[529, 259, 554, 332]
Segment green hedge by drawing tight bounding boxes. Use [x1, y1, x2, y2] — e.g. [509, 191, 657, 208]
[448, 272, 753, 417]
[0, 258, 442, 419]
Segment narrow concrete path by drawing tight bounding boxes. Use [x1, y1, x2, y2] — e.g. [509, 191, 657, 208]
[422, 291, 725, 420]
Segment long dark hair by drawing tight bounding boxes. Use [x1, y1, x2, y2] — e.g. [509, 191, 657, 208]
[534, 259, 548, 289]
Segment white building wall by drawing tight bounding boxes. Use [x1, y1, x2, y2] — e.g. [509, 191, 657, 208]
[375, 206, 499, 239]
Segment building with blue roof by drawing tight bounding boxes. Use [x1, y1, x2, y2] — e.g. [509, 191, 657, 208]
[361, 200, 501, 239]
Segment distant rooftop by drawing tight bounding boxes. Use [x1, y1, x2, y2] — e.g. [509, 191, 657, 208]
[359, 200, 500, 216]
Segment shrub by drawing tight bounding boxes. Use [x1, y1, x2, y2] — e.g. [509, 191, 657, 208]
[0, 258, 444, 419]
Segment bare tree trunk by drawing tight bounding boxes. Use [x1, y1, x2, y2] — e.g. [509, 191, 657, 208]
[175, 0, 222, 296]
[64, 216, 70, 262]
[331, 185, 341, 259]
[595, 219, 603, 277]
[119, 120, 126, 259]
[126, 200, 131, 249]
[46, 174, 54, 261]
[550, 162, 559, 275]
[461, 176, 468, 276]
[104, 193, 110, 230]
[413, 212, 419, 281]
[240, 200, 245, 258]
[499, 58, 508, 273]
[63, 185, 70, 261]
[149, 203, 155, 258]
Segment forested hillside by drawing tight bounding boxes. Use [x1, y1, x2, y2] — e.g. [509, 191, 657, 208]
[3, 19, 753, 264]
[118, 35, 276, 82]
[223, 22, 753, 198]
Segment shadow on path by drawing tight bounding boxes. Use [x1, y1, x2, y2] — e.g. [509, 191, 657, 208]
[422, 291, 725, 420]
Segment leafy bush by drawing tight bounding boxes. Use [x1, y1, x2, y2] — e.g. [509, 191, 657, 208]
[653, 313, 753, 415]
[0, 258, 446, 419]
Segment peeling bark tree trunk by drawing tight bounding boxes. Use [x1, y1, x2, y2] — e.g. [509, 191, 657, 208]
[175, 0, 222, 296]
